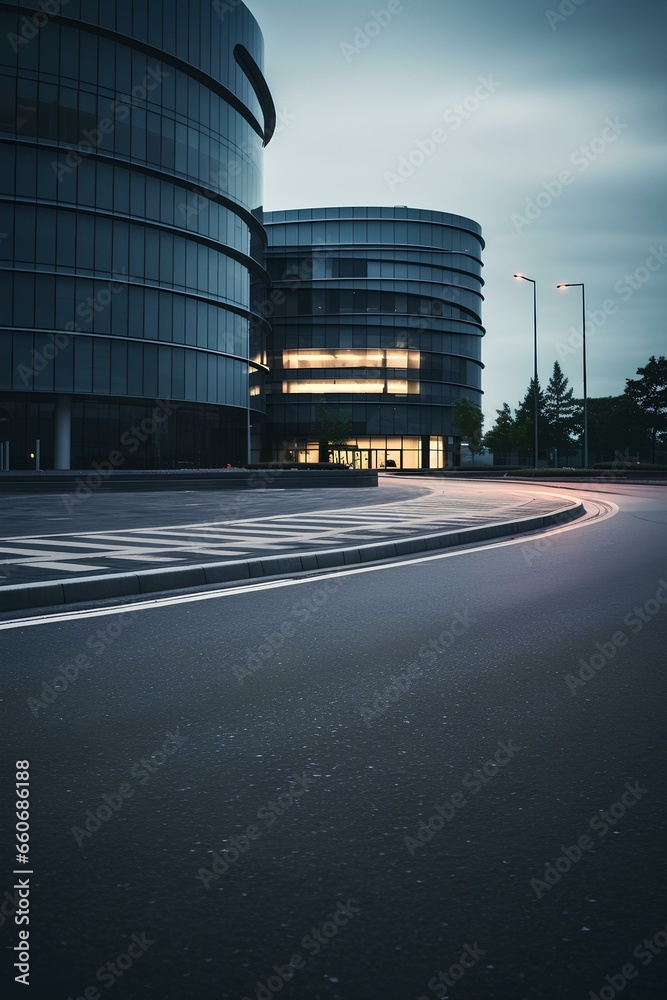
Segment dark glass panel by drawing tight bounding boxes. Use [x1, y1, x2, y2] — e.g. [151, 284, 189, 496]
[73, 336, 93, 392]
[110, 340, 128, 393]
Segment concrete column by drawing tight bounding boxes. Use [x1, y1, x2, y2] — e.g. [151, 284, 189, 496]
[54, 394, 72, 470]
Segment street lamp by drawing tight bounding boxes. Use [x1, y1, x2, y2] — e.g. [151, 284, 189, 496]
[247, 366, 252, 466]
[513, 274, 539, 467]
[556, 282, 587, 469]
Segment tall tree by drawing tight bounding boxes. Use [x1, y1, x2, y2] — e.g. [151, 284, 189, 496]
[587, 395, 650, 464]
[624, 355, 667, 463]
[315, 406, 352, 464]
[452, 397, 484, 465]
[543, 361, 580, 466]
[483, 403, 516, 464]
[514, 376, 545, 465]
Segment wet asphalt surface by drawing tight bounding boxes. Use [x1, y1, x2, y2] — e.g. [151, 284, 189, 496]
[1, 483, 666, 1000]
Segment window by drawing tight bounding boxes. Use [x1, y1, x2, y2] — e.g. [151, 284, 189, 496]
[282, 379, 417, 395]
[281, 349, 418, 370]
[335, 259, 367, 278]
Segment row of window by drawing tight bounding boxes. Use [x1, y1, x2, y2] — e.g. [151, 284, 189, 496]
[285, 437, 446, 470]
[278, 349, 422, 370]
[270, 358, 482, 387]
[267, 256, 482, 289]
[0, 271, 252, 353]
[267, 400, 478, 437]
[272, 325, 483, 359]
[1, 79, 262, 211]
[0, 331, 252, 406]
[0, 5, 265, 119]
[1, 396, 251, 470]
[275, 379, 422, 396]
[279, 283, 482, 314]
[265, 221, 483, 254]
[1, 146, 253, 251]
[268, 246, 483, 279]
[267, 382, 477, 403]
[1, 206, 252, 305]
[270, 288, 482, 325]
[266, 207, 482, 232]
[0, 15, 264, 149]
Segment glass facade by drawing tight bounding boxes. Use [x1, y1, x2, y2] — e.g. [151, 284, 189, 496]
[263, 207, 485, 469]
[0, 0, 273, 468]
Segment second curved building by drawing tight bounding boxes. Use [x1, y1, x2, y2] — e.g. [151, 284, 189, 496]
[263, 206, 485, 470]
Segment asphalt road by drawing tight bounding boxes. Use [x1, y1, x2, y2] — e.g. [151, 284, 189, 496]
[0, 481, 430, 538]
[0, 479, 575, 588]
[2, 482, 666, 1000]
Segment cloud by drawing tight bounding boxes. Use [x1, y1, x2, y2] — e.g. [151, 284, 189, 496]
[247, 0, 666, 420]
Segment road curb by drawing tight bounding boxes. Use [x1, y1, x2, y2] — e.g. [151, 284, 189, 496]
[0, 503, 585, 613]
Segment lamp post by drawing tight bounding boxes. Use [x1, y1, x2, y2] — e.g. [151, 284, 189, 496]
[556, 282, 587, 469]
[513, 274, 539, 467]
[247, 379, 252, 466]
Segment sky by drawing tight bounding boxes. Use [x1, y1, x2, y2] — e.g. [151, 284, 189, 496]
[244, 0, 666, 426]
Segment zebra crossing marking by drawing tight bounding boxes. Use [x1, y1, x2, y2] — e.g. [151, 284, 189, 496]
[0, 489, 573, 578]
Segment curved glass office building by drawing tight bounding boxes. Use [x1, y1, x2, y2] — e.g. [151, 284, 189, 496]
[263, 207, 485, 469]
[0, 0, 273, 468]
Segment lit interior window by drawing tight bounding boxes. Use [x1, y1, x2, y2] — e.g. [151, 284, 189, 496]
[282, 349, 419, 369]
[282, 380, 419, 395]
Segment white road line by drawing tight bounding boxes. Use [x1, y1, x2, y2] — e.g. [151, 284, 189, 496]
[0, 501, 577, 568]
[0, 490, 554, 544]
[0, 499, 616, 630]
[52, 533, 193, 546]
[20, 561, 104, 572]
[0, 489, 579, 579]
[104, 553, 203, 562]
[1, 538, 172, 553]
[148, 528, 309, 541]
[0, 545, 91, 559]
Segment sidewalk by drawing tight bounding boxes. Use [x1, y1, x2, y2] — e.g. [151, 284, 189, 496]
[0, 478, 584, 613]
